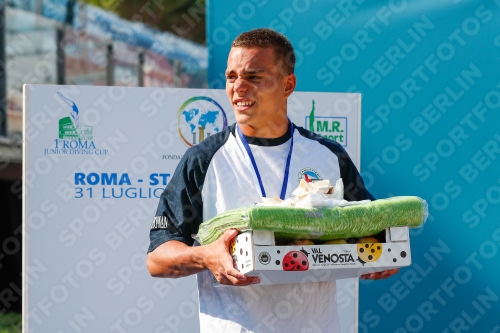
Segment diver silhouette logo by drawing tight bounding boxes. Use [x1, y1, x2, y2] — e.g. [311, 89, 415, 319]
[305, 99, 348, 147]
[58, 92, 80, 128]
[57, 92, 93, 141]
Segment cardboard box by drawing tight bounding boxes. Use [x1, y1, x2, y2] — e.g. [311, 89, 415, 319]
[214, 227, 411, 286]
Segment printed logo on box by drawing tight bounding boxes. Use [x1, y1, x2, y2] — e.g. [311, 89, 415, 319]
[305, 100, 347, 147]
[177, 96, 228, 147]
[44, 92, 108, 156]
[310, 247, 356, 267]
[258, 252, 271, 265]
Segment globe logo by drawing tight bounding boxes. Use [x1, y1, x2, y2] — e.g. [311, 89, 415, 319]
[177, 96, 228, 147]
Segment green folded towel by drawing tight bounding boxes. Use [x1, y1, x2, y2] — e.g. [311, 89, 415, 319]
[197, 196, 427, 245]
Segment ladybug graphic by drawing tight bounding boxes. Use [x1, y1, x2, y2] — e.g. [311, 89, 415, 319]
[229, 238, 237, 255]
[282, 249, 309, 271]
[356, 242, 383, 265]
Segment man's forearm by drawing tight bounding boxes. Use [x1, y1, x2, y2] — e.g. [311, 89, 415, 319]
[147, 229, 259, 286]
[147, 240, 207, 278]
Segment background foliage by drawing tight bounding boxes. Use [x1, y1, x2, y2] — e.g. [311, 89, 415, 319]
[83, 0, 206, 44]
[0, 313, 21, 333]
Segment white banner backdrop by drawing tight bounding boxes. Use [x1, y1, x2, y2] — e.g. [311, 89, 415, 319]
[23, 84, 361, 332]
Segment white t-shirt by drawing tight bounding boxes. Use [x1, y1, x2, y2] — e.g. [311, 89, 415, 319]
[149, 123, 373, 333]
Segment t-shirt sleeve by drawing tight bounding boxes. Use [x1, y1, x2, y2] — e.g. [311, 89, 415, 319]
[148, 127, 232, 253]
[148, 152, 204, 253]
[336, 148, 375, 201]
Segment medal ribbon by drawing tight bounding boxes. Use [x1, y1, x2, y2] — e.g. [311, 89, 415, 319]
[237, 122, 294, 200]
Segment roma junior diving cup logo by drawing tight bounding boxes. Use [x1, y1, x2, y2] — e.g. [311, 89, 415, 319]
[43, 92, 107, 156]
[57, 92, 93, 140]
[177, 96, 228, 147]
[306, 100, 348, 147]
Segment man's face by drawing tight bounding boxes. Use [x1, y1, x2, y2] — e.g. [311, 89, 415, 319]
[225, 47, 296, 137]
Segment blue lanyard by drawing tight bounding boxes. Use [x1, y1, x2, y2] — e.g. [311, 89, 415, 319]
[237, 122, 294, 200]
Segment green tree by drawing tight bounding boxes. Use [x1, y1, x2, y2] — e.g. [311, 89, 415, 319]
[82, 0, 206, 44]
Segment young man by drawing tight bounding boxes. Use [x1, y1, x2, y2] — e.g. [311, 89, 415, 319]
[147, 28, 397, 332]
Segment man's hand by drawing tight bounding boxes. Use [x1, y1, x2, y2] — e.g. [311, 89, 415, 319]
[204, 229, 260, 286]
[147, 229, 260, 286]
[360, 268, 399, 280]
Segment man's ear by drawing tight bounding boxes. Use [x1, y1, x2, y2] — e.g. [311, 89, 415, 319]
[284, 74, 296, 97]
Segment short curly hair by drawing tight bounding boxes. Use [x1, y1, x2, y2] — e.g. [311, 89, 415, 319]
[232, 28, 296, 75]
